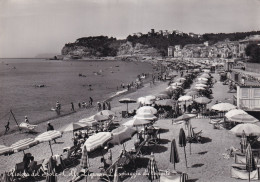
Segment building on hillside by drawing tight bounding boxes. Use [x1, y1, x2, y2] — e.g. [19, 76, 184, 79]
[204, 41, 209, 47]
[168, 46, 174, 57]
[228, 69, 260, 114]
[239, 35, 260, 58]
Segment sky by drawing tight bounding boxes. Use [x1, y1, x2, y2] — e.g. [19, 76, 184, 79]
[0, 0, 260, 58]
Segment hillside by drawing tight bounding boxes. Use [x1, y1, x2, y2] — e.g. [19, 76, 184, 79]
[60, 31, 260, 59]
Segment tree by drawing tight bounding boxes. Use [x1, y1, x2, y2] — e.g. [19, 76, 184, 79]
[245, 44, 260, 63]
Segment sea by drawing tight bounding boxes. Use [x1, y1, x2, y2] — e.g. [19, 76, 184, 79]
[0, 58, 155, 133]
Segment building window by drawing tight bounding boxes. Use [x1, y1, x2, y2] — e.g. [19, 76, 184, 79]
[242, 88, 249, 98]
[254, 88, 260, 98]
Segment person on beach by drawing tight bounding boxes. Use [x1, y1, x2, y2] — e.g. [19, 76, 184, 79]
[71, 102, 75, 111]
[102, 102, 106, 110]
[97, 102, 102, 111]
[89, 97, 93, 105]
[78, 102, 81, 109]
[25, 116, 29, 123]
[4, 121, 10, 134]
[56, 101, 61, 115]
[47, 122, 56, 143]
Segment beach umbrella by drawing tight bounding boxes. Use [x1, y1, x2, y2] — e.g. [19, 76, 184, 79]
[35, 130, 62, 156]
[80, 145, 89, 169]
[0, 145, 13, 156]
[187, 123, 195, 155]
[134, 113, 157, 121]
[228, 113, 258, 123]
[194, 86, 205, 90]
[176, 78, 186, 83]
[241, 130, 247, 154]
[230, 123, 260, 136]
[11, 138, 39, 154]
[166, 86, 178, 91]
[197, 80, 208, 84]
[147, 154, 160, 182]
[186, 90, 198, 96]
[198, 77, 208, 81]
[109, 126, 136, 145]
[84, 132, 112, 152]
[146, 95, 156, 101]
[97, 110, 116, 116]
[123, 118, 150, 127]
[46, 157, 57, 182]
[195, 83, 207, 88]
[155, 99, 176, 106]
[211, 103, 236, 112]
[119, 98, 136, 113]
[174, 114, 196, 122]
[93, 114, 110, 121]
[246, 144, 256, 182]
[225, 109, 247, 119]
[179, 128, 187, 168]
[200, 74, 210, 78]
[170, 82, 182, 86]
[170, 138, 180, 169]
[156, 93, 170, 100]
[194, 97, 211, 104]
[178, 95, 192, 102]
[137, 106, 157, 115]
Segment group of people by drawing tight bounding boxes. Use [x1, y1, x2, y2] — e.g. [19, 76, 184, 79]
[97, 101, 111, 111]
[78, 97, 93, 109]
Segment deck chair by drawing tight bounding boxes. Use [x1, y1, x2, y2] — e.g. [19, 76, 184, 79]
[147, 129, 160, 145]
[12, 162, 26, 181]
[234, 153, 259, 165]
[62, 146, 80, 168]
[231, 164, 259, 180]
[187, 129, 202, 143]
[159, 170, 188, 182]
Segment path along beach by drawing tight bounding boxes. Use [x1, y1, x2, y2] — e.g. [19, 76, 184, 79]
[0, 65, 252, 182]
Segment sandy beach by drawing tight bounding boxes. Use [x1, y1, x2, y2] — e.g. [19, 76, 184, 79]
[0, 71, 247, 182]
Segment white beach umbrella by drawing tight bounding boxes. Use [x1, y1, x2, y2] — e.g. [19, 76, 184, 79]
[123, 118, 150, 127]
[211, 103, 236, 112]
[225, 109, 247, 119]
[178, 95, 193, 102]
[198, 77, 208, 81]
[137, 106, 157, 115]
[194, 86, 205, 90]
[84, 132, 112, 152]
[171, 82, 182, 86]
[134, 113, 157, 121]
[230, 124, 260, 136]
[228, 113, 259, 123]
[195, 83, 207, 88]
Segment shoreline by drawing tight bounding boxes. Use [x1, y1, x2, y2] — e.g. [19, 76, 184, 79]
[0, 58, 164, 137]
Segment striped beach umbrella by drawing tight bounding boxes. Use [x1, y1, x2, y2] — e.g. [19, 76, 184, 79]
[246, 143, 256, 182]
[170, 138, 180, 169]
[195, 83, 207, 88]
[179, 128, 187, 168]
[225, 109, 247, 119]
[80, 145, 89, 169]
[230, 123, 260, 136]
[178, 96, 192, 102]
[119, 98, 136, 113]
[35, 130, 62, 156]
[0, 145, 13, 156]
[11, 138, 39, 154]
[147, 154, 159, 182]
[241, 130, 247, 154]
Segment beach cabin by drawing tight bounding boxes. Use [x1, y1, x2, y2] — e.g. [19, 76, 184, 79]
[229, 69, 260, 116]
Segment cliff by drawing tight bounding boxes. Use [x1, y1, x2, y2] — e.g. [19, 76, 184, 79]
[61, 36, 162, 59]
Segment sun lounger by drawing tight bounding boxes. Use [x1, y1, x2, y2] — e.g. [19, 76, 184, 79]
[159, 170, 188, 182]
[187, 130, 202, 143]
[231, 164, 259, 180]
[19, 122, 37, 132]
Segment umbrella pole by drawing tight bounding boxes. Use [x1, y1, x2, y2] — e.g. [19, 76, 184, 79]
[174, 161, 175, 170]
[127, 103, 128, 114]
[190, 143, 191, 155]
[49, 141, 54, 156]
[249, 171, 250, 182]
[184, 146, 187, 168]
